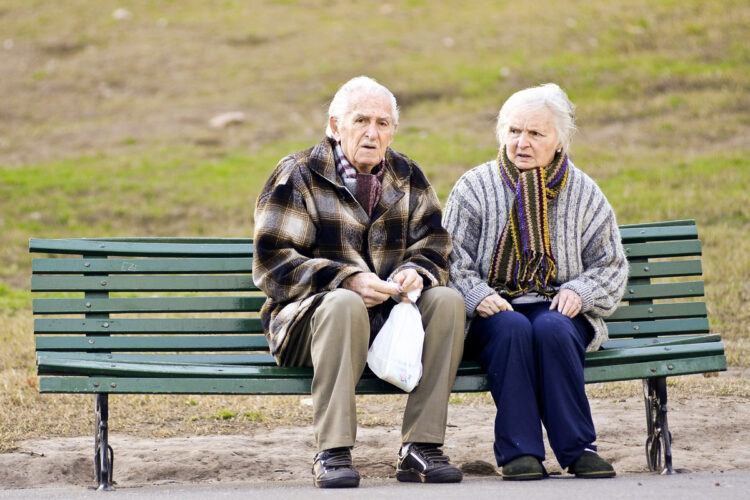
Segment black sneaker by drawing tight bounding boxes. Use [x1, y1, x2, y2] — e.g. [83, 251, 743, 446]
[567, 450, 616, 478]
[396, 443, 463, 483]
[312, 447, 360, 488]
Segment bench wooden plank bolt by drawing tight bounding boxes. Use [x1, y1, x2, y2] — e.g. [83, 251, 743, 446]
[29, 219, 726, 490]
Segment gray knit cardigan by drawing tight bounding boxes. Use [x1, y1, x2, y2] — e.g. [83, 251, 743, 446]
[443, 159, 628, 351]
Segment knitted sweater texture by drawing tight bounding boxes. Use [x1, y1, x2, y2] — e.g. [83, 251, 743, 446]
[443, 160, 628, 351]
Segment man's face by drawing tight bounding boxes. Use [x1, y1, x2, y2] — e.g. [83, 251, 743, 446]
[330, 92, 397, 173]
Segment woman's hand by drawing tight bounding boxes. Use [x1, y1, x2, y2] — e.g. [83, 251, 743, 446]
[550, 289, 582, 318]
[476, 293, 513, 318]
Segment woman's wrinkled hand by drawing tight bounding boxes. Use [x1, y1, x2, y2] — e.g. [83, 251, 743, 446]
[550, 289, 582, 318]
[476, 293, 513, 318]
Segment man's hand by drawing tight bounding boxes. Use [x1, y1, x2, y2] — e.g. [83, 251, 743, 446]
[341, 272, 399, 307]
[392, 268, 423, 301]
[476, 293, 513, 318]
[550, 288, 582, 318]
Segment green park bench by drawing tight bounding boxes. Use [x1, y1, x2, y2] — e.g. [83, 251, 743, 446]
[29, 219, 726, 490]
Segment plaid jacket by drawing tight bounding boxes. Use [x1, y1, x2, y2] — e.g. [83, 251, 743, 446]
[253, 138, 453, 364]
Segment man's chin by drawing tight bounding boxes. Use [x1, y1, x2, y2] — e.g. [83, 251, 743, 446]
[353, 156, 381, 172]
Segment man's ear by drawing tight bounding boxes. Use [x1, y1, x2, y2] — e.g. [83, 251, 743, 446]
[384, 122, 398, 149]
[329, 116, 340, 140]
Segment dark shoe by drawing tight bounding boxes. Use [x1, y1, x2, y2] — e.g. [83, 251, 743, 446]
[501, 455, 546, 481]
[312, 447, 360, 488]
[396, 443, 463, 483]
[568, 450, 616, 478]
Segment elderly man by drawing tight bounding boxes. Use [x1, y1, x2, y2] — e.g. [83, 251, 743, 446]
[252, 76, 465, 488]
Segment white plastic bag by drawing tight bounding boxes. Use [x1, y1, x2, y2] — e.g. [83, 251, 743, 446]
[367, 292, 424, 392]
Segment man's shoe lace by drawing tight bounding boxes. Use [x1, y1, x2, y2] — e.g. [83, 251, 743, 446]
[410, 443, 451, 466]
[316, 448, 353, 469]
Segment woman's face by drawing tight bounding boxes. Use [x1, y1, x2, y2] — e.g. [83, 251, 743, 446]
[505, 106, 561, 170]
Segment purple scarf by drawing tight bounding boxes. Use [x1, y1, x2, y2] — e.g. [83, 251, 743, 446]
[334, 141, 385, 217]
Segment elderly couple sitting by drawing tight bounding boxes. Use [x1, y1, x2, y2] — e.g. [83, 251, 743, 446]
[252, 76, 628, 488]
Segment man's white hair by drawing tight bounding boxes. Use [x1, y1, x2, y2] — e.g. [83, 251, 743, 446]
[325, 76, 400, 138]
[495, 83, 577, 153]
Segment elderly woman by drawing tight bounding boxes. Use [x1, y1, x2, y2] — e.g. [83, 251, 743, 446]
[443, 83, 628, 480]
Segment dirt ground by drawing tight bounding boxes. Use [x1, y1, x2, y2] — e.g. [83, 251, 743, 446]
[2, 387, 749, 490]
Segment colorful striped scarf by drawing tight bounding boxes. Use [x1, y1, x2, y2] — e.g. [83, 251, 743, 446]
[488, 147, 569, 297]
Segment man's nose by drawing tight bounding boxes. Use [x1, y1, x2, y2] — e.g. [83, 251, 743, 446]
[364, 121, 378, 138]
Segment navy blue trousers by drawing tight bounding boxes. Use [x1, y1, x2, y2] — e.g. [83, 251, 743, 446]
[466, 302, 596, 469]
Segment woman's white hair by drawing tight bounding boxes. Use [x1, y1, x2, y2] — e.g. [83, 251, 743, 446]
[495, 83, 576, 153]
[325, 76, 400, 138]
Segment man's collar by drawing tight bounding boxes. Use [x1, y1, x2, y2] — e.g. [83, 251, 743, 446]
[309, 137, 409, 184]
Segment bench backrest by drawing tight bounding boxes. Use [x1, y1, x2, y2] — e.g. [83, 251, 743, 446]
[30, 219, 710, 372]
[605, 219, 708, 344]
[31, 238, 273, 367]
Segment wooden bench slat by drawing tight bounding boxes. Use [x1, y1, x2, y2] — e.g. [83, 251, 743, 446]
[35, 318, 264, 334]
[38, 336, 721, 368]
[38, 341, 722, 378]
[34, 275, 702, 298]
[622, 281, 704, 300]
[585, 342, 724, 366]
[619, 224, 698, 243]
[35, 358, 484, 379]
[40, 315, 705, 338]
[601, 334, 721, 350]
[84, 238, 253, 244]
[38, 376, 313, 394]
[36, 357, 311, 378]
[37, 351, 277, 365]
[607, 318, 709, 337]
[36, 335, 269, 352]
[37, 355, 727, 395]
[623, 240, 701, 259]
[29, 238, 254, 257]
[583, 355, 727, 383]
[31, 275, 259, 292]
[627, 260, 702, 279]
[606, 302, 707, 321]
[38, 375, 424, 395]
[33, 258, 253, 274]
[33, 296, 265, 314]
[618, 219, 695, 229]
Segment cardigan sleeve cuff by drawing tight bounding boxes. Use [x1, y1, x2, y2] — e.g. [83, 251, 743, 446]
[560, 281, 595, 313]
[464, 283, 498, 317]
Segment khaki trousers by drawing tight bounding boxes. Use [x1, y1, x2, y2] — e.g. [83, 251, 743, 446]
[285, 286, 465, 451]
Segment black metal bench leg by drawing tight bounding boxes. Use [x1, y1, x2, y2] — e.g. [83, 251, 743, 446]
[94, 393, 115, 490]
[642, 377, 675, 474]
